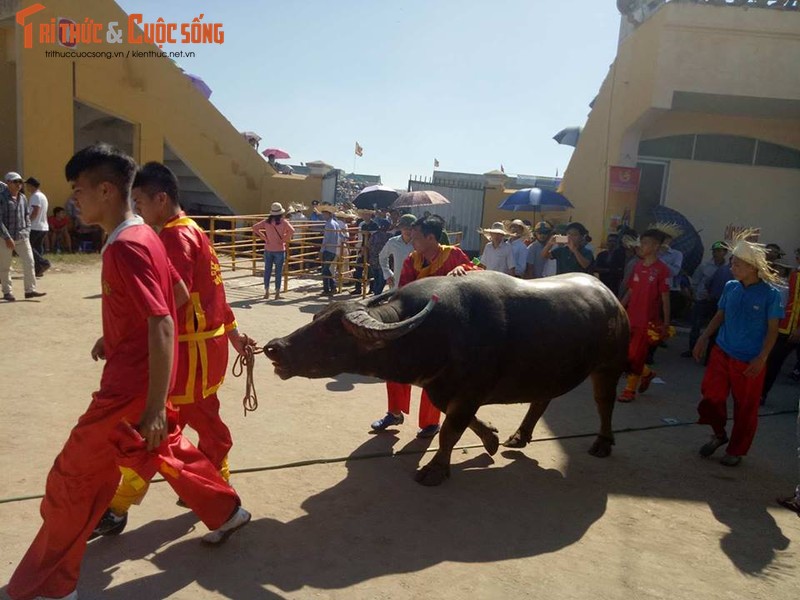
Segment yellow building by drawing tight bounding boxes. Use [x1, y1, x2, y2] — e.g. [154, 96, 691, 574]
[0, 0, 324, 214]
[561, 1, 800, 257]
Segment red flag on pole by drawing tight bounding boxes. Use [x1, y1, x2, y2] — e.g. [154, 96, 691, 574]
[355, 142, 363, 157]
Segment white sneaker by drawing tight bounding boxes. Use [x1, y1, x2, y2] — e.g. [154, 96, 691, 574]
[201, 506, 251, 545]
[34, 591, 78, 600]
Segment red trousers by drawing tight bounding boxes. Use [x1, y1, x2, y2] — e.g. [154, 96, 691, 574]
[627, 326, 652, 376]
[697, 345, 765, 456]
[386, 382, 441, 428]
[177, 392, 232, 473]
[8, 394, 239, 600]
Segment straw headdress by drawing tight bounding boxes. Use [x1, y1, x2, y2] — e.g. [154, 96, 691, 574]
[726, 228, 782, 285]
[648, 221, 683, 240]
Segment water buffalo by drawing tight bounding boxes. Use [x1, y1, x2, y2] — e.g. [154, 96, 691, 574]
[264, 271, 629, 486]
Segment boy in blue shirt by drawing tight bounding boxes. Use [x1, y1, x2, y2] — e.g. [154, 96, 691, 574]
[693, 233, 784, 466]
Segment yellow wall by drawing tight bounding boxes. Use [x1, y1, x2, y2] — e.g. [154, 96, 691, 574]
[560, 2, 800, 246]
[0, 27, 17, 173]
[264, 174, 324, 211]
[12, 0, 315, 215]
[667, 160, 800, 258]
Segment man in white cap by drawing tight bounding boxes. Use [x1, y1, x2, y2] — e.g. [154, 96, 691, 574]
[0, 171, 45, 301]
[693, 232, 784, 467]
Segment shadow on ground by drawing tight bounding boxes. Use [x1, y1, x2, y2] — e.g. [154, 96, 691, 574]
[78, 419, 795, 598]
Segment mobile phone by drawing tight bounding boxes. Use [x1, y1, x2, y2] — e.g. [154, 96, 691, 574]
[552, 235, 568, 244]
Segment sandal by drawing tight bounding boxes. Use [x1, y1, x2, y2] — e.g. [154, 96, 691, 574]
[776, 496, 800, 516]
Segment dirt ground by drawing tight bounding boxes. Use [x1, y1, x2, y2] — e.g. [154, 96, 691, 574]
[1, 258, 798, 600]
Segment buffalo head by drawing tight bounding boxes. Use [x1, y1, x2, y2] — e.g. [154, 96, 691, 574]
[264, 290, 439, 380]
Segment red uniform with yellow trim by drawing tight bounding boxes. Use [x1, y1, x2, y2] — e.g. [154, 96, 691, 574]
[108, 213, 238, 516]
[160, 212, 236, 475]
[387, 246, 476, 428]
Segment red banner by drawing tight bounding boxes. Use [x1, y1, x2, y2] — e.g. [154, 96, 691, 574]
[605, 166, 641, 237]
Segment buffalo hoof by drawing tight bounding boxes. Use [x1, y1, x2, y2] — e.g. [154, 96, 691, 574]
[588, 436, 614, 458]
[414, 463, 450, 486]
[501, 431, 530, 449]
[481, 427, 500, 456]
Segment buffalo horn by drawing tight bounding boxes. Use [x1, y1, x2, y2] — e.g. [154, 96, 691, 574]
[342, 295, 439, 341]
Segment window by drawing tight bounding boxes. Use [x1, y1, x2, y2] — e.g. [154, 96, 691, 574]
[638, 135, 800, 170]
[693, 135, 755, 165]
[755, 141, 800, 169]
[639, 136, 694, 159]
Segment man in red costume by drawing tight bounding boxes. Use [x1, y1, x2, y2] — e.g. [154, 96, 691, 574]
[92, 162, 255, 538]
[7, 145, 249, 600]
[370, 214, 476, 438]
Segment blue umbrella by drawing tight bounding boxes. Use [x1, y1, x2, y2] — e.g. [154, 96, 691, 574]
[499, 188, 574, 214]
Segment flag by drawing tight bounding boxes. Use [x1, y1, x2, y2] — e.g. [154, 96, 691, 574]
[355, 142, 363, 157]
[500, 164, 505, 173]
[434, 158, 440, 168]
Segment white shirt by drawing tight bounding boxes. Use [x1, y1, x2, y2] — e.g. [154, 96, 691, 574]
[29, 190, 48, 231]
[509, 238, 528, 276]
[379, 234, 414, 287]
[480, 241, 515, 274]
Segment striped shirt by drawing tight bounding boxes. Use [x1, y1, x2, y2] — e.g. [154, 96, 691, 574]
[0, 184, 30, 241]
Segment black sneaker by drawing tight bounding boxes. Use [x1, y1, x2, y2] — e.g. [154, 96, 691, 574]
[3, 293, 15, 302]
[24, 291, 46, 299]
[89, 509, 127, 539]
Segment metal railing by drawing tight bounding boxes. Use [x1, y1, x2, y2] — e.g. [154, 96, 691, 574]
[189, 215, 463, 298]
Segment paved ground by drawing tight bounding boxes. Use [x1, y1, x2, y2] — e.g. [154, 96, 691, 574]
[1, 259, 798, 599]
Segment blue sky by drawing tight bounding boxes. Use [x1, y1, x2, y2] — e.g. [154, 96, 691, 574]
[118, 0, 621, 188]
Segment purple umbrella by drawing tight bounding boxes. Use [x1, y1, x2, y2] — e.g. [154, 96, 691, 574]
[184, 73, 212, 99]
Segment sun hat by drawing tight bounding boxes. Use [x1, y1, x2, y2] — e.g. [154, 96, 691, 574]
[397, 214, 416, 229]
[269, 202, 286, 216]
[318, 203, 336, 214]
[505, 219, 531, 238]
[478, 221, 509, 239]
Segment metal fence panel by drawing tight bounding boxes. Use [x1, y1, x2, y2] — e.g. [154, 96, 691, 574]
[407, 180, 485, 252]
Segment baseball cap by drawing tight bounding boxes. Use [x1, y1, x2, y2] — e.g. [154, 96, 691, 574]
[24, 176, 40, 187]
[533, 220, 553, 233]
[711, 241, 726, 251]
[4, 171, 23, 182]
[397, 214, 416, 228]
